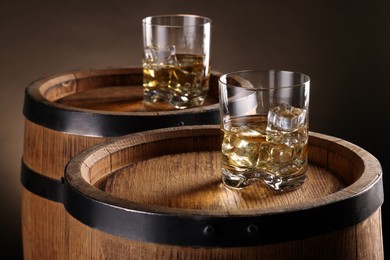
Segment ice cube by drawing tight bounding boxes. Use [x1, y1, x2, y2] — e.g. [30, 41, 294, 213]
[223, 139, 259, 168]
[258, 142, 293, 164]
[144, 45, 177, 64]
[267, 103, 306, 132]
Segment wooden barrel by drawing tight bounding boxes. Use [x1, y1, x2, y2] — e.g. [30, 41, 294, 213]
[21, 67, 221, 259]
[64, 125, 384, 260]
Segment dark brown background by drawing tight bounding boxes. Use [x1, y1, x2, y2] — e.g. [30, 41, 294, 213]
[1, 0, 389, 258]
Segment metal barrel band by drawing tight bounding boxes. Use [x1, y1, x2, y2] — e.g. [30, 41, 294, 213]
[20, 161, 64, 204]
[62, 173, 383, 247]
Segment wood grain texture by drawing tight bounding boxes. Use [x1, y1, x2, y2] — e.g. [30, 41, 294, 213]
[97, 153, 343, 212]
[22, 120, 105, 260]
[57, 85, 218, 112]
[63, 125, 384, 259]
[22, 189, 69, 260]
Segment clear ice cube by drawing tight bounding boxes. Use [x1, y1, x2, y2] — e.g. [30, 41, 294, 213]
[267, 103, 307, 132]
[144, 45, 177, 64]
[222, 126, 262, 168]
[259, 142, 293, 164]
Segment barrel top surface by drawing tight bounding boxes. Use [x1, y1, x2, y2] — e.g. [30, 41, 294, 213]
[23, 67, 221, 136]
[65, 125, 383, 216]
[95, 153, 342, 214]
[63, 125, 383, 246]
[25, 67, 220, 116]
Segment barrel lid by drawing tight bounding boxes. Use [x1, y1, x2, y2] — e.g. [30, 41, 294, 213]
[63, 125, 384, 247]
[23, 67, 220, 137]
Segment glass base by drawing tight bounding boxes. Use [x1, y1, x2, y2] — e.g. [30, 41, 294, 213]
[221, 169, 262, 190]
[222, 169, 307, 192]
[144, 89, 206, 110]
[262, 173, 306, 192]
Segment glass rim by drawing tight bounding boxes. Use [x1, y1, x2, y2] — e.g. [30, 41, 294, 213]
[142, 14, 212, 28]
[219, 69, 310, 90]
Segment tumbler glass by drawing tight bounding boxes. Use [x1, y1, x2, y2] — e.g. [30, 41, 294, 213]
[219, 70, 310, 191]
[142, 14, 211, 110]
